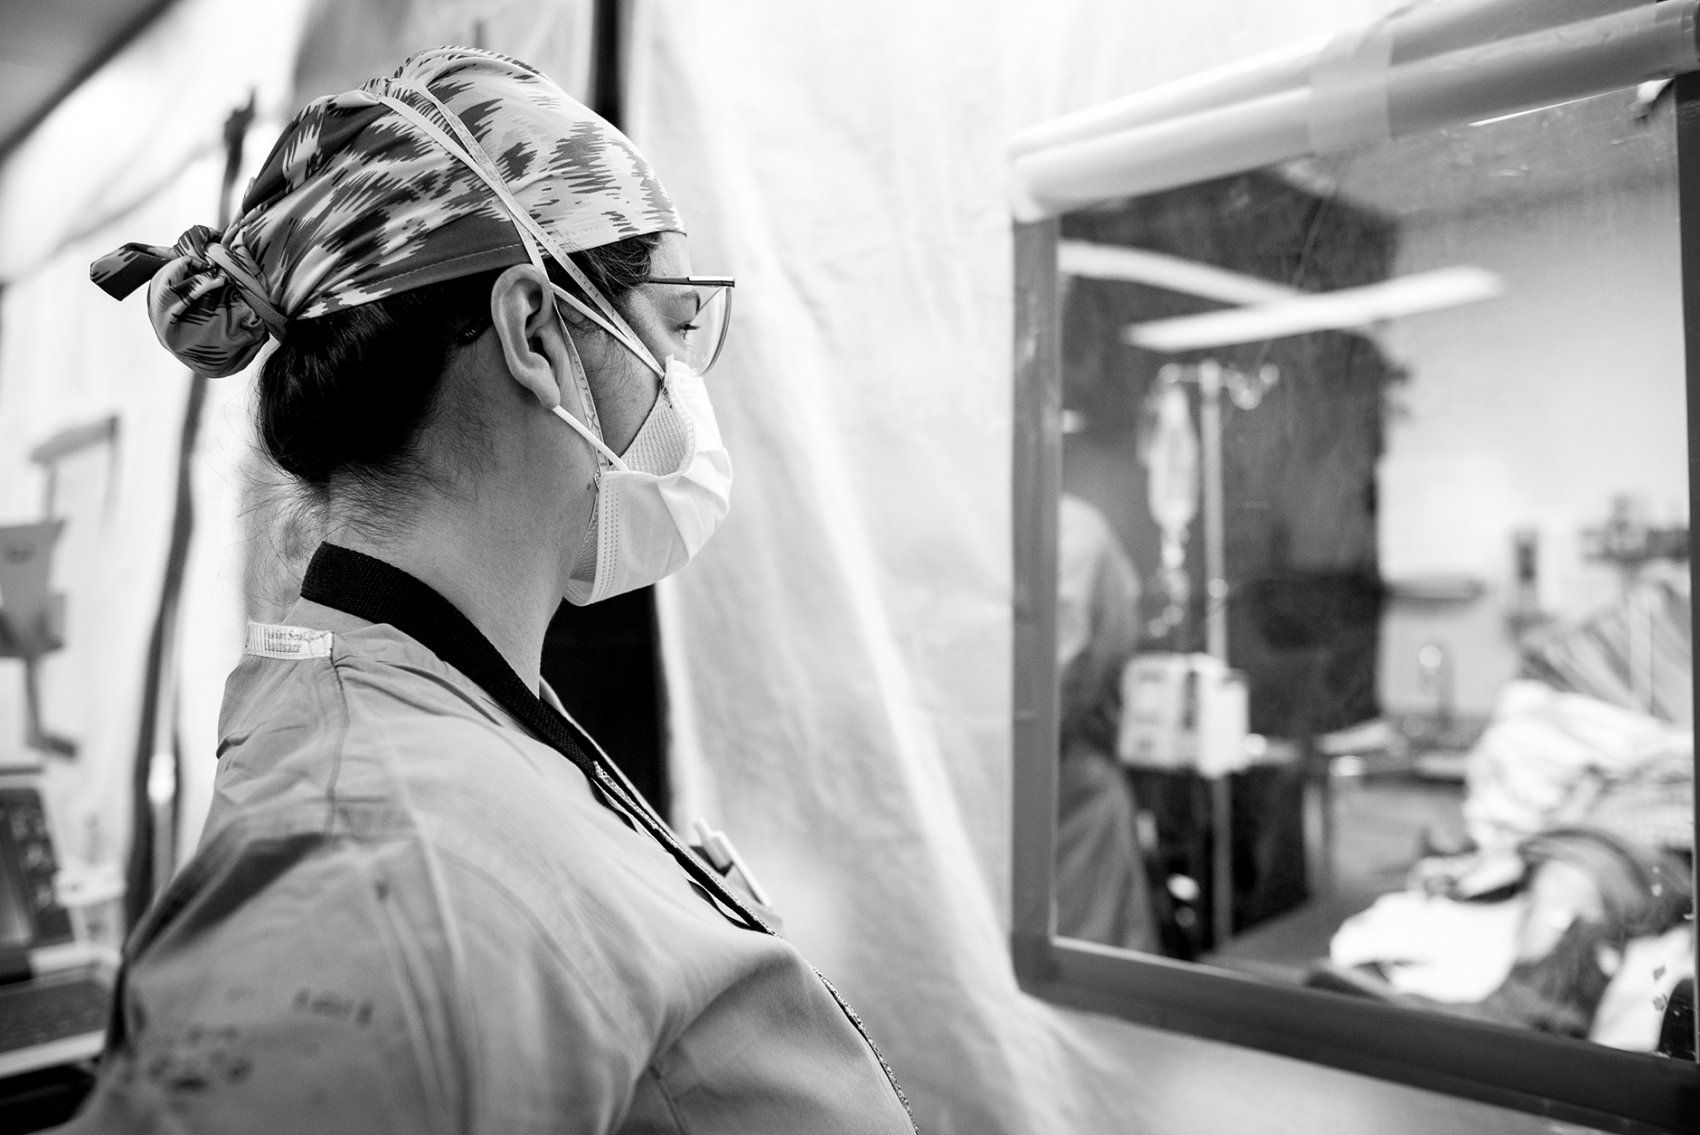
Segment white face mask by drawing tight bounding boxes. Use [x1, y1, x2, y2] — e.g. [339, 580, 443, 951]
[550, 343, 733, 606]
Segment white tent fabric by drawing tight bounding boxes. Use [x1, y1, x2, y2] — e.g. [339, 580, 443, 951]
[0, 187, 193, 867]
[0, 0, 312, 894]
[0, 157, 279, 877]
[289, 0, 594, 117]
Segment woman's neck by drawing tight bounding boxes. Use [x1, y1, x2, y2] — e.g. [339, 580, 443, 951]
[325, 500, 561, 694]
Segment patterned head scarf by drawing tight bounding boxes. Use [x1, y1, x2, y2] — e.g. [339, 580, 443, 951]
[91, 46, 683, 378]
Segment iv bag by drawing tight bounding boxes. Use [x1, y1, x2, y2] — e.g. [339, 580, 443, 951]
[1143, 383, 1199, 540]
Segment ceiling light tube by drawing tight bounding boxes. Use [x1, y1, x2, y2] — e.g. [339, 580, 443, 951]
[1058, 240, 1298, 305]
[1120, 266, 1504, 352]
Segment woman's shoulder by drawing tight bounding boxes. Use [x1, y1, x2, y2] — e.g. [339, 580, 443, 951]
[214, 615, 570, 816]
[215, 619, 725, 933]
[210, 615, 779, 981]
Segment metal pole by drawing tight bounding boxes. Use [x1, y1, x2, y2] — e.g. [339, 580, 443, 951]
[1667, 63, 1700, 1068]
[1012, 219, 1064, 958]
[1198, 362, 1230, 661]
[1196, 362, 1235, 948]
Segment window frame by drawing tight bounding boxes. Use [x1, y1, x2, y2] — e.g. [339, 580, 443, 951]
[1008, 74, 1700, 1135]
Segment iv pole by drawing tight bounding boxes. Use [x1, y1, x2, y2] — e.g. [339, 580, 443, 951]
[1157, 358, 1277, 949]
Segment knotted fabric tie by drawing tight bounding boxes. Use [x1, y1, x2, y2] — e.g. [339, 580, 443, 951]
[90, 225, 287, 378]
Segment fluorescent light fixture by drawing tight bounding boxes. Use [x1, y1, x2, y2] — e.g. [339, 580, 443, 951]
[1121, 266, 1504, 352]
[1058, 240, 1298, 305]
[1012, 4, 1700, 221]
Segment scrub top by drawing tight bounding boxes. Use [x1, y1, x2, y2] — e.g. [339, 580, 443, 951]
[60, 545, 915, 1135]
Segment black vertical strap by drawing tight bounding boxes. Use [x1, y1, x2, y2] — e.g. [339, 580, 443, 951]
[124, 94, 257, 931]
[589, 0, 626, 131]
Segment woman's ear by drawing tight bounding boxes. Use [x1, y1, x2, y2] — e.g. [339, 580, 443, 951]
[490, 265, 568, 409]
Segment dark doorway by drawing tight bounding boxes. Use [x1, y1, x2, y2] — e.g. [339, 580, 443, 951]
[542, 588, 669, 813]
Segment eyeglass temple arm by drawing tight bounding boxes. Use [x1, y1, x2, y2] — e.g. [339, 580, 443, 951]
[647, 276, 736, 288]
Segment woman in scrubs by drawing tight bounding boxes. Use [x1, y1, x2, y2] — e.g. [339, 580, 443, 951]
[68, 47, 913, 1134]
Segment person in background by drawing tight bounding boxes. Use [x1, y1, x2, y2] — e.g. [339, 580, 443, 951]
[1055, 493, 1158, 952]
[66, 47, 913, 1134]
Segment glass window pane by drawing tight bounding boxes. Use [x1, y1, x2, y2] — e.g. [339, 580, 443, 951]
[1052, 87, 1694, 1061]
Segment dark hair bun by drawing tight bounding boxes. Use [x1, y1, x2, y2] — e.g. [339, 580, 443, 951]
[258, 271, 501, 487]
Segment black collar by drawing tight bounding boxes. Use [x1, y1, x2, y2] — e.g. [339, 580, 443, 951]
[300, 541, 599, 773]
[298, 542, 766, 932]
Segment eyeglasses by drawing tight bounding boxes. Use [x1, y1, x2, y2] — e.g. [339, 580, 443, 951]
[647, 276, 735, 374]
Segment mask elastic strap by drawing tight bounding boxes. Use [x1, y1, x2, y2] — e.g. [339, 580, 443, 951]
[553, 317, 630, 471]
[551, 405, 627, 469]
[370, 90, 655, 470]
[373, 89, 666, 379]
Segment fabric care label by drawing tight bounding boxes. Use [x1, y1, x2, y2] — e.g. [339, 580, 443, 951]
[244, 622, 333, 660]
